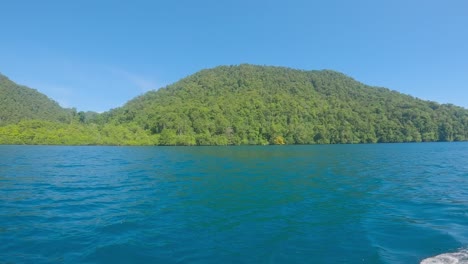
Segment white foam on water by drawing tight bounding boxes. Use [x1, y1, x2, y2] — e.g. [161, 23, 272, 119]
[421, 249, 468, 264]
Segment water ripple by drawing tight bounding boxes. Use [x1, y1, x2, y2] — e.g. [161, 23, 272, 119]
[0, 144, 467, 263]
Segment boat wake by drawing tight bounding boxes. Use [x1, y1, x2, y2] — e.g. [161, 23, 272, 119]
[421, 249, 468, 264]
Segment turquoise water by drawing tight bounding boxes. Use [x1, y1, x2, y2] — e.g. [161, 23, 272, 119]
[0, 143, 467, 263]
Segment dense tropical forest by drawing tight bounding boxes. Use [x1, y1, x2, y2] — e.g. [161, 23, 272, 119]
[0, 74, 73, 124]
[1, 65, 467, 145]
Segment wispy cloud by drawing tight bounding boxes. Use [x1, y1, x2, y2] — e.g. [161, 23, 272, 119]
[28, 82, 75, 109]
[108, 68, 162, 92]
[9, 59, 168, 112]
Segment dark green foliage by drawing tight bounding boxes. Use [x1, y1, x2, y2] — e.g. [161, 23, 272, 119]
[0, 73, 73, 125]
[1, 65, 468, 145]
[104, 65, 468, 145]
[75, 111, 101, 124]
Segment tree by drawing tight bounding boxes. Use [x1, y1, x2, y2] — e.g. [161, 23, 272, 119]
[273, 136, 286, 145]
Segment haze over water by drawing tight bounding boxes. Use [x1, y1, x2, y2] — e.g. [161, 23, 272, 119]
[1, 143, 467, 263]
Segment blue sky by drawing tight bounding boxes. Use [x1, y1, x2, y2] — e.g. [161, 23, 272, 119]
[0, 0, 467, 112]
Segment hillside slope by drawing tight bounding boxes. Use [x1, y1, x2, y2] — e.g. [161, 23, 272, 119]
[104, 64, 468, 145]
[0, 74, 73, 125]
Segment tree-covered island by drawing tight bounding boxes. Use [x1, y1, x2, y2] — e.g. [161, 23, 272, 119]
[1, 65, 467, 145]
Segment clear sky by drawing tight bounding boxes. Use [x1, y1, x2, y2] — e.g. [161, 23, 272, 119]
[0, 0, 467, 112]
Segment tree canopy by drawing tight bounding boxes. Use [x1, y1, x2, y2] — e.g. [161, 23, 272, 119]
[0, 73, 74, 125]
[102, 65, 468, 145]
[1, 65, 467, 145]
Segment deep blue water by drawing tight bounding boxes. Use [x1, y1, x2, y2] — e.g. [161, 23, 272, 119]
[0, 143, 467, 263]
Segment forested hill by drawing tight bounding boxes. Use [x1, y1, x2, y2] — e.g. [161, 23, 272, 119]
[103, 64, 468, 145]
[0, 73, 73, 125]
[1, 65, 467, 145]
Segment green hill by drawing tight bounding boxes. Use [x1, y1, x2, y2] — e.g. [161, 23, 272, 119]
[0, 73, 73, 125]
[1, 65, 467, 145]
[103, 64, 468, 145]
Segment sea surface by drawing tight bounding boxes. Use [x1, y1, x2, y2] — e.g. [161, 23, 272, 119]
[0, 143, 467, 263]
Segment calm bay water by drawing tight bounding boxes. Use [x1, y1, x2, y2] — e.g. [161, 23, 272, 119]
[0, 143, 467, 263]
